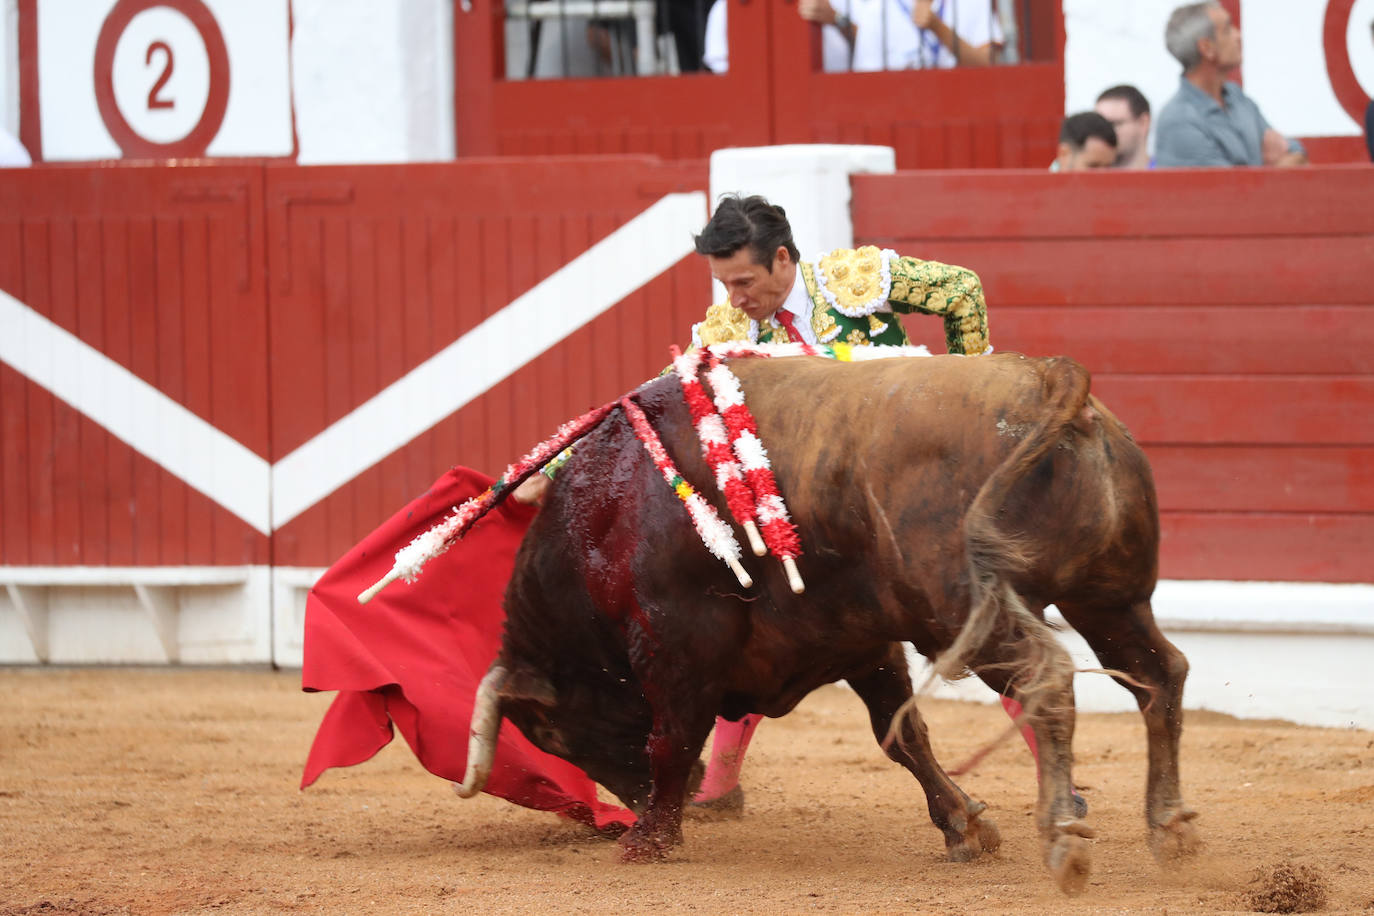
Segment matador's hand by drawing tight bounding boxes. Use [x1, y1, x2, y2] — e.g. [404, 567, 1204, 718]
[912, 0, 936, 29]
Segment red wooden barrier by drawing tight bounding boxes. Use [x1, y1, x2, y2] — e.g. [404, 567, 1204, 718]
[265, 157, 711, 567]
[5, 159, 1371, 587]
[0, 157, 710, 572]
[852, 165, 1374, 583]
[454, 0, 1065, 169]
[0, 166, 270, 567]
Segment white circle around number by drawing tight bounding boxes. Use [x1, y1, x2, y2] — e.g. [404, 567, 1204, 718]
[1349, 0, 1374, 100]
[110, 6, 212, 145]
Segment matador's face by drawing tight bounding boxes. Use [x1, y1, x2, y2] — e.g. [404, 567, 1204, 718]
[708, 246, 797, 323]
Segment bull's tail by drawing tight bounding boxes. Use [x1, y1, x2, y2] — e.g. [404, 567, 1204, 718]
[929, 357, 1092, 689]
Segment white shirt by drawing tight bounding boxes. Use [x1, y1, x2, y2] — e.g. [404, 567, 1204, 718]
[704, 0, 858, 73]
[765, 267, 820, 344]
[840, 0, 1003, 71]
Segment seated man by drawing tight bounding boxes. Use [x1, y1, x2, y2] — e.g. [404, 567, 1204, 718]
[1155, 1, 1306, 168]
[1052, 111, 1118, 172]
[1095, 84, 1154, 169]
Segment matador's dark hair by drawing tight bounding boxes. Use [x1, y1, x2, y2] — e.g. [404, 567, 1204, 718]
[693, 194, 800, 271]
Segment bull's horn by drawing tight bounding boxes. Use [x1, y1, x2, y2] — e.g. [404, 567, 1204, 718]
[452, 664, 507, 798]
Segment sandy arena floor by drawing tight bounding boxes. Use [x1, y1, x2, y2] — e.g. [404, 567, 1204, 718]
[1, 667, 1372, 915]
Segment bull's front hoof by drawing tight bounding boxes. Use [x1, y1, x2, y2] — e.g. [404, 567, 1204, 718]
[1046, 833, 1092, 896]
[975, 816, 1002, 855]
[618, 826, 678, 863]
[944, 814, 1001, 862]
[946, 840, 979, 863]
[619, 840, 669, 863]
[1149, 808, 1201, 863]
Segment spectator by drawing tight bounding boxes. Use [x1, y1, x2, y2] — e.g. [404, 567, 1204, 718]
[1095, 84, 1153, 169]
[707, 0, 1001, 73]
[661, 0, 713, 72]
[908, 0, 1004, 68]
[1054, 111, 1117, 171]
[1155, 1, 1307, 168]
[704, 0, 853, 72]
[801, 0, 1003, 71]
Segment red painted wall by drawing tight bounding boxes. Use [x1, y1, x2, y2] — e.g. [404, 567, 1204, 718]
[0, 166, 270, 567]
[454, 0, 1066, 170]
[852, 165, 1374, 583]
[0, 157, 711, 569]
[264, 158, 711, 567]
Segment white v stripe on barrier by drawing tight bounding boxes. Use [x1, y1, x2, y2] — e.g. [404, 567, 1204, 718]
[0, 289, 274, 535]
[0, 192, 709, 535]
[270, 192, 706, 527]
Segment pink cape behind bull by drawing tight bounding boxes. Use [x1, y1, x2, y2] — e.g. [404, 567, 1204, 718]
[299, 465, 635, 833]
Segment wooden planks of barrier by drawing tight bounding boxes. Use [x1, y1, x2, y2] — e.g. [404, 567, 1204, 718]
[854, 166, 1374, 583]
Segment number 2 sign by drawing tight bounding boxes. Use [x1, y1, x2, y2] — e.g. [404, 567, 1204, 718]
[33, 0, 292, 161]
[93, 0, 230, 157]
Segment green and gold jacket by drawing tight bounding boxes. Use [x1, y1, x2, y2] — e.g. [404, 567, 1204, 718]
[691, 246, 990, 355]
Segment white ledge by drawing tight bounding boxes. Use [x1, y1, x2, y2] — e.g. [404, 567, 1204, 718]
[1047, 580, 1374, 636]
[0, 566, 254, 587]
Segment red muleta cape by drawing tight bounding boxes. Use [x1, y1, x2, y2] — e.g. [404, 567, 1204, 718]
[300, 465, 635, 832]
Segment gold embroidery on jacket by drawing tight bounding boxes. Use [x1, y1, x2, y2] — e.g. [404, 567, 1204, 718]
[696, 301, 752, 346]
[816, 246, 891, 317]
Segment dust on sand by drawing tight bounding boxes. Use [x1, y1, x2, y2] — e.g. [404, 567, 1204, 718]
[2, 668, 1372, 915]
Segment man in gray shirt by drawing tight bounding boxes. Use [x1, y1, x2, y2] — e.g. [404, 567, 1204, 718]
[1155, 1, 1307, 168]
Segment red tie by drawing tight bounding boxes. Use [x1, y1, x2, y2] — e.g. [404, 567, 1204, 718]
[774, 309, 802, 342]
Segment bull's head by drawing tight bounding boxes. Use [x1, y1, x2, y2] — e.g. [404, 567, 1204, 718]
[456, 660, 655, 813]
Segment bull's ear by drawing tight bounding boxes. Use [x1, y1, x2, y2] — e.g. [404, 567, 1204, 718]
[499, 667, 556, 708]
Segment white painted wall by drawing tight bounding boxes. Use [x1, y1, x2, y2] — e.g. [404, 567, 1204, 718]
[912, 581, 1374, 731]
[1244, 0, 1374, 136]
[291, 0, 454, 164]
[1, 0, 17, 137]
[1063, 0, 1374, 142]
[32, 0, 292, 161]
[0, 0, 451, 162]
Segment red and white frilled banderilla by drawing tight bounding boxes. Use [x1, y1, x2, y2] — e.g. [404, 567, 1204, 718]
[357, 341, 933, 603]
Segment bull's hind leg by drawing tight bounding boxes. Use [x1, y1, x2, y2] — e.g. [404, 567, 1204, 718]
[845, 645, 1001, 862]
[972, 619, 1094, 895]
[1056, 597, 1199, 862]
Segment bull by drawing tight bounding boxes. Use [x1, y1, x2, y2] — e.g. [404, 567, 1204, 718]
[454, 352, 1199, 893]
